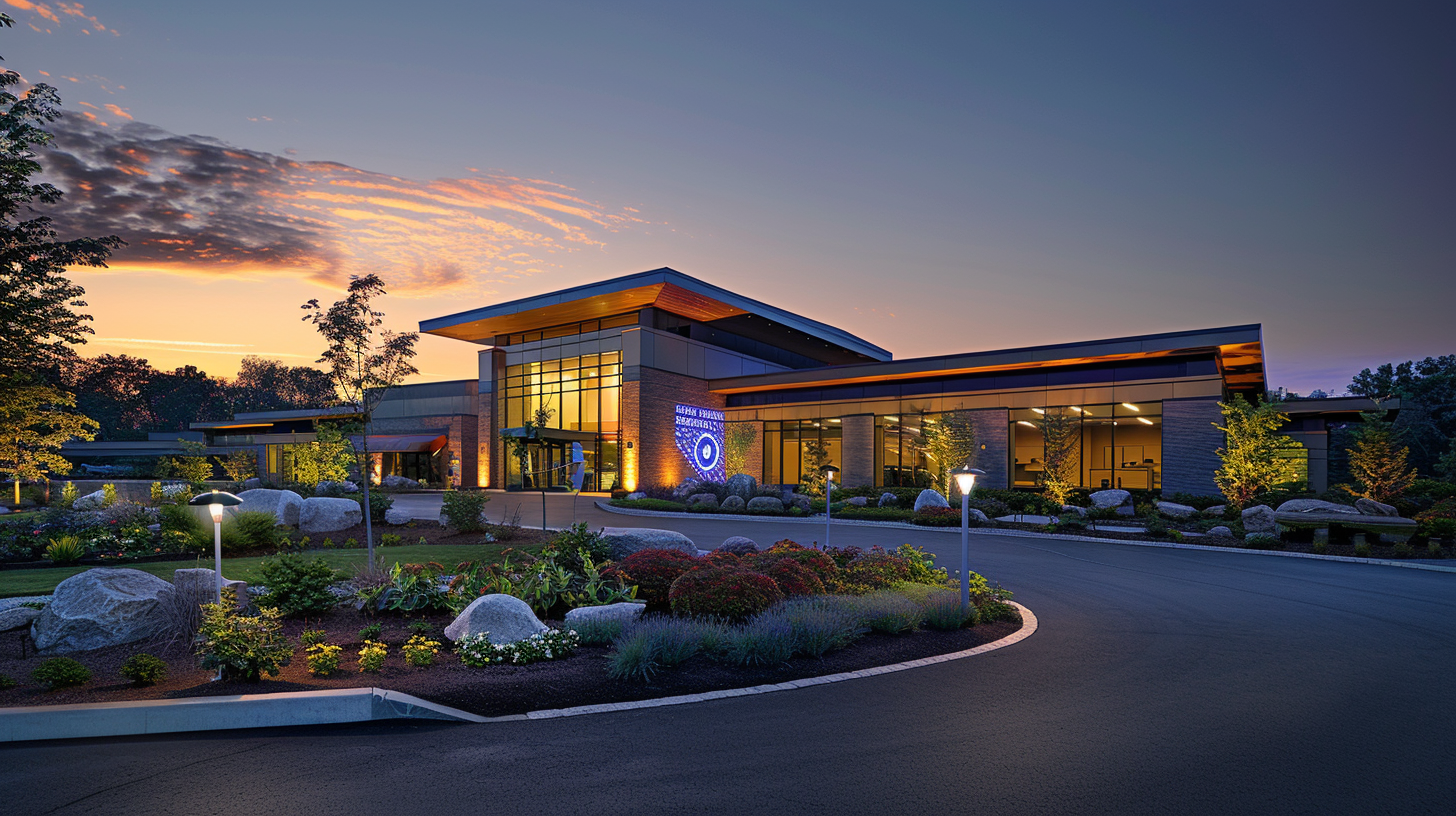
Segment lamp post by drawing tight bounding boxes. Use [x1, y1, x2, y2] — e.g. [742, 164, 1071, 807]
[189, 490, 242, 604]
[821, 464, 840, 550]
[949, 465, 986, 616]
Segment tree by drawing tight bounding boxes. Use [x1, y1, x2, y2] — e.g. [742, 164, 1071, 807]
[1347, 410, 1418, 502]
[799, 439, 831, 497]
[1038, 408, 1080, 506]
[921, 410, 978, 497]
[0, 382, 98, 504]
[1350, 356, 1456, 475]
[157, 440, 214, 486]
[0, 15, 123, 378]
[218, 449, 258, 485]
[302, 274, 419, 567]
[505, 404, 553, 489]
[288, 422, 355, 488]
[724, 423, 757, 478]
[1437, 439, 1456, 484]
[1213, 395, 1305, 508]
[231, 356, 335, 413]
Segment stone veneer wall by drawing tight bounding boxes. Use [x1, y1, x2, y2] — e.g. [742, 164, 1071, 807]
[967, 408, 1010, 490]
[840, 414, 875, 488]
[630, 368, 726, 489]
[1160, 397, 1224, 497]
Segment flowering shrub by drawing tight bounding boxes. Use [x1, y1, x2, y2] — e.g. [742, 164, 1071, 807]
[357, 640, 388, 672]
[306, 643, 342, 676]
[607, 548, 700, 609]
[668, 566, 783, 621]
[196, 593, 293, 682]
[911, 506, 962, 527]
[455, 629, 580, 666]
[758, 559, 824, 596]
[402, 634, 441, 667]
[841, 550, 915, 593]
[746, 541, 839, 588]
[1416, 499, 1456, 539]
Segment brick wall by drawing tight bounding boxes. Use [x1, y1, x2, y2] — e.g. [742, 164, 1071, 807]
[632, 368, 725, 489]
[840, 414, 875, 487]
[1161, 397, 1224, 497]
[370, 413, 477, 487]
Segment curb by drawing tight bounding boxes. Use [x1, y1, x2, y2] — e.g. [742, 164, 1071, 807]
[0, 687, 485, 743]
[594, 501, 1456, 575]
[0, 604, 1036, 740]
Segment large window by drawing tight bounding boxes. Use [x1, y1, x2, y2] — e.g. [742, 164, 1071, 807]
[500, 351, 622, 491]
[1008, 402, 1163, 490]
[876, 414, 936, 488]
[761, 419, 842, 487]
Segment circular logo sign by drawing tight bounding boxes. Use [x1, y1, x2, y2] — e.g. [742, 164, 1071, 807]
[693, 433, 721, 473]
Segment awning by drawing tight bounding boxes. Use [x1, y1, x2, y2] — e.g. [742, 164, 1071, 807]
[361, 434, 448, 453]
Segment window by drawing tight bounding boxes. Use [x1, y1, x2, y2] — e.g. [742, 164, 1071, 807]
[500, 351, 622, 490]
[760, 419, 842, 487]
[1008, 402, 1163, 491]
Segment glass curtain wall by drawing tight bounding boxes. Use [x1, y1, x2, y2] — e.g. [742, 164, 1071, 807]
[875, 414, 936, 488]
[500, 351, 622, 491]
[761, 419, 842, 487]
[1008, 402, 1163, 490]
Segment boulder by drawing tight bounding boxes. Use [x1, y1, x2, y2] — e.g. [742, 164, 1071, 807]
[725, 474, 758, 501]
[878, 492, 898, 507]
[342, 481, 360, 493]
[716, 536, 760, 555]
[600, 527, 698, 559]
[785, 493, 812, 512]
[1089, 489, 1132, 511]
[444, 593, 548, 644]
[1203, 505, 1227, 518]
[384, 507, 413, 525]
[299, 497, 364, 534]
[1208, 526, 1234, 538]
[242, 477, 263, 491]
[721, 495, 746, 511]
[1241, 505, 1278, 535]
[382, 474, 421, 489]
[686, 493, 720, 510]
[968, 508, 990, 523]
[1156, 501, 1198, 519]
[847, 496, 869, 507]
[747, 496, 785, 513]
[913, 489, 949, 513]
[237, 488, 304, 527]
[0, 506, 7, 515]
[625, 492, 646, 501]
[1275, 499, 1358, 515]
[1356, 498, 1398, 517]
[30, 569, 176, 653]
[172, 568, 249, 610]
[0, 605, 40, 632]
[72, 489, 106, 511]
[1061, 505, 1088, 518]
[670, 478, 702, 501]
[564, 601, 646, 628]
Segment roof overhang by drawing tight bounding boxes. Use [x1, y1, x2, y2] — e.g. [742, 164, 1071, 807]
[710, 325, 1265, 394]
[419, 267, 891, 362]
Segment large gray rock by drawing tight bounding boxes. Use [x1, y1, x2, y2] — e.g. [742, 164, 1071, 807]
[720, 495, 746, 511]
[846, 496, 869, 507]
[31, 569, 176, 653]
[600, 527, 698, 559]
[0, 605, 40, 632]
[1356, 498, 1398, 517]
[716, 535, 760, 555]
[564, 601, 645, 628]
[1090, 489, 1132, 511]
[172, 568, 248, 610]
[1061, 505, 1088, 517]
[1156, 501, 1198, 519]
[913, 489, 949, 512]
[670, 478, 702, 500]
[686, 492, 720, 510]
[785, 493, 812, 512]
[445, 593, 547, 644]
[382, 474, 420, 489]
[1208, 526, 1234, 538]
[237, 488, 304, 527]
[625, 492, 646, 501]
[1204, 505, 1227, 517]
[747, 496, 785, 513]
[725, 473, 758, 501]
[968, 507, 989, 523]
[384, 507, 413, 525]
[878, 492, 898, 507]
[1275, 499, 1358, 515]
[242, 477, 263, 491]
[1241, 505, 1278, 535]
[72, 489, 106, 511]
[299, 497, 363, 534]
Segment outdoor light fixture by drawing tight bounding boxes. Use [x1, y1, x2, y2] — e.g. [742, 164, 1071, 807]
[1122, 403, 1140, 412]
[949, 465, 986, 616]
[1138, 417, 1155, 425]
[189, 490, 243, 604]
[821, 464, 840, 550]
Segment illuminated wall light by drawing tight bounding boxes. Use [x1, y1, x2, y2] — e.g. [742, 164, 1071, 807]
[1137, 417, 1154, 425]
[1122, 402, 1140, 412]
[623, 444, 638, 491]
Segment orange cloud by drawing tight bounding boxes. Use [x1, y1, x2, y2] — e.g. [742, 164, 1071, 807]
[4, 0, 116, 34]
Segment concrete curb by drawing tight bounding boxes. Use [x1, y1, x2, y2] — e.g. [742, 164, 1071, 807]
[594, 501, 1456, 575]
[475, 601, 1038, 723]
[0, 687, 485, 743]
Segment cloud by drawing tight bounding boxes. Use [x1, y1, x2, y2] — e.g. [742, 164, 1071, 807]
[4, 0, 117, 35]
[37, 115, 649, 295]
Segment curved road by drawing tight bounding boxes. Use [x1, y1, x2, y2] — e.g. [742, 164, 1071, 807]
[4, 496, 1454, 815]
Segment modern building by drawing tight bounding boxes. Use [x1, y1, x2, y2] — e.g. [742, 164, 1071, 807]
[418, 267, 1293, 496]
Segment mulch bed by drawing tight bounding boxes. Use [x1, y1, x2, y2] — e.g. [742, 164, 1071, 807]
[0, 609, 1021, 718]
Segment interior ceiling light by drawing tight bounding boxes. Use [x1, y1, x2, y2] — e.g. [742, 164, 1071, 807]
[1031, 407, 1045, 414]
[1122, 402, 1140, 412]
[1017, 420, 1037, 428]
[828, 418, 841, 423]
[885, 416, 898, 422]
[1138, 417, 1154, 425]
[1069, 407, 1084, 413]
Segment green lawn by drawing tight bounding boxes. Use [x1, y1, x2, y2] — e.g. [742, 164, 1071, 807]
[0, 542, 537, 599]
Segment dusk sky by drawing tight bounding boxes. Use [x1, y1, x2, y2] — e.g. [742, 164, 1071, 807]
[9, 1, 1453, 393]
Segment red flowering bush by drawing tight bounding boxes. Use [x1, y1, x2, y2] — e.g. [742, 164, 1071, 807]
[759, 559, 824, 596]
[1415, 499, 1456, 539]
[704, 550, 742, 568]
[841, 550, 915, 592]
[668, 566, 784, 620]
[747, 541, 840, 588]
[608, 549, 701, 610]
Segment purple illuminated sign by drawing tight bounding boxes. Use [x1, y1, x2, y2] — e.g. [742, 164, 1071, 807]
[674, 404, 725, 482]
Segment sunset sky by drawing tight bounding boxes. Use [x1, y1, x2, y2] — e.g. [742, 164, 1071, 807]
[8, 1, 1453, 392]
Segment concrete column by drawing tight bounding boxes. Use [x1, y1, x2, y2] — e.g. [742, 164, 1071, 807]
[840, 414, 875, 488]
